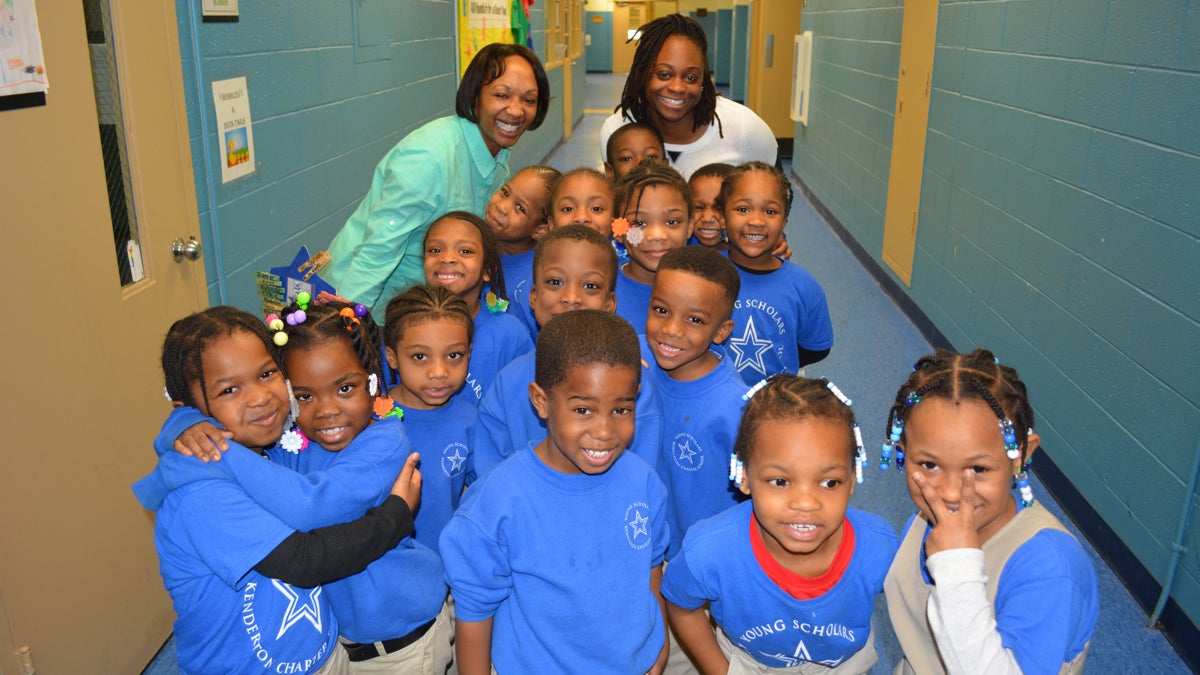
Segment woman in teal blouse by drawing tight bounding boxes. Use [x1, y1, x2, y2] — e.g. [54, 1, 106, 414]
[326, 43, 550, 314]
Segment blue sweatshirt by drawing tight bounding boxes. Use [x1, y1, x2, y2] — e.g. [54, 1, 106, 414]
[615, 267, 652, 335]
[395, 395, 477, 551]
[460, 307, 534, 404]
[501, 249, 537, 334]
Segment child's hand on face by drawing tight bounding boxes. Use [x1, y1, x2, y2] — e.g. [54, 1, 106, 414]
[913, 469, 982, 556]
[390, 452, 423, 513]
[173, 421, 233, 462]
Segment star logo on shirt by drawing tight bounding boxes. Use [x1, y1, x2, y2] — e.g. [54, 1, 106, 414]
[728, 319, 773, 376]
[672, 433, 704, 472]
[442, 443, 469, 477]
[271, 580, 323, 639]
[624, 501, 652, 550]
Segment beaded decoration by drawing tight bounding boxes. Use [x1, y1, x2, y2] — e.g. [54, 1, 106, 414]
[368, 373, 379, 398]
[880, 415, 903, 472]
[742, 378, 769, 402]
[729, 454, 745, 488]
[1015, 468, 1034, 506]
[825, 381, 867, 483]
[999, 417, 1021, 460]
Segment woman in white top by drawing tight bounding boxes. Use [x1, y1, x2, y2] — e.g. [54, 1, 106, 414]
[599, 14, 777, 180]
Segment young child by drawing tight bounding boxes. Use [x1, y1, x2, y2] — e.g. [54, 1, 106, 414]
[645, 246, 746, 560]
[612, 163, 694, 335]
[440, 310, 670, 674]
[383, 284, 479, 549]
[550, 167, 617, 237]
[663, 375, 897, 673]
[489, 164, 561, 334]
[721, 161, 833, 386]
[882, 349, 1098, 674]
[473, 225, 662, 479]
[422, 211, 533, 402]
[132, 306, 422, 674]
[606, 121, 667, 183]
[687, 162, 734, 250]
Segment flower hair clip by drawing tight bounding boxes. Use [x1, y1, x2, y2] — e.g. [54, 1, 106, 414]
[485, 291, 509, 314]
[279, 428, 309, 454]
[611, 217, 631, 238]
[373, 396, 405, 421]
[611, 217, 644, 246]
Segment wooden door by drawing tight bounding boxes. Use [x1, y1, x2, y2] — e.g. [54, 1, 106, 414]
[0, 1, 206, 672]
[882, 0, 939, 285]
[612, 3, 646, 74]
[748, 0, 802, 137]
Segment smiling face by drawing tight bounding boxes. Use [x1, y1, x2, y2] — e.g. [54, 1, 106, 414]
[285, 338, 374, 451]
[385, 317, 471, 411]
[724, 170, 787, 270]
[740, 418, 855, 577]
[646, 269, 733, 381]
[552, 173, 616, 236]
[621, 184, 693, 284]
[530, 238, 617, 327]
[190, 330, 289, 452]
[530, 363, 638, 475]
[689, 175, 726, 249]
[474, 55, 540, 156]
[644, 35, 706, 143]
[486, 169, 549, 254]
[902, 398, 1028, 545]
[424, 216, 488, 310]
[606, 128, 667, 182]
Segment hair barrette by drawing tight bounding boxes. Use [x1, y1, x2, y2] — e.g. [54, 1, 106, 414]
[485, 291, 510, 314]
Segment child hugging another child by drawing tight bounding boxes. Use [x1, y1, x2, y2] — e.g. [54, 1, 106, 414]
[883, 349, 1098, 674]
[382, 284, 478, 552]
[721, 162, 832, 386]
[441, 310, 670, 674]
[487, 164, 561, 334]
[663, 375, 896, 674]
[133, 306, 425, 674]
[612, 163, 694, 335]
[473, 224, 662, 479]
[605, 121, 668, 183]
[422, 211, 533, 403]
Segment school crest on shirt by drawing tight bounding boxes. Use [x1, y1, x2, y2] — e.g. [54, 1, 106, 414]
[440, 442, 470, 477]
[671, 432, 705, 472]
[624, 501, 651, 550]
[727, 317, 775, 377]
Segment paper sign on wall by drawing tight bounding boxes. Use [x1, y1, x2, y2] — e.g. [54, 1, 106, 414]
[211, 77, 255, 183]
[202, 0, 239, 19]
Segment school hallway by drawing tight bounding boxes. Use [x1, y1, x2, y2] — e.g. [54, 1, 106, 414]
[143, 73, 1191, 674]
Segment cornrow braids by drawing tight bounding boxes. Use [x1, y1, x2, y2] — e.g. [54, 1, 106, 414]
[521, 165, 563, 219]
[428, 211, 507, 301]
[161, 306, 278, 411]
[273, 300, 387, 390]
[383, 284, 475, 359]
[617, 163, 692, 220]
[615, 14, 722, 138]
[734, 374, 858, 467]
[719, 161, 794, 215]
[885, 348, 1036, 462]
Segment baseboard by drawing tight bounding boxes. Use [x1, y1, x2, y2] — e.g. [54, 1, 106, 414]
[789, 170, 1200, 672]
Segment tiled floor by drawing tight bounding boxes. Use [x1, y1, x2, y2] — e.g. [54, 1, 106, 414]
[144, 73, 1190, 674]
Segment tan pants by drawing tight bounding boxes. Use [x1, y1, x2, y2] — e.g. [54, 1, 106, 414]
[346, 601, 455, 674]
[314, 644, 351, 675]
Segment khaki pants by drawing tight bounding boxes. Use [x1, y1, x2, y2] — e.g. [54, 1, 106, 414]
[346, 601, 455, 674]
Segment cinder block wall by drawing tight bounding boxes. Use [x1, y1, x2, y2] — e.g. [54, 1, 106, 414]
[175, 0, 564, 310]
[793, 0, 1200, 629]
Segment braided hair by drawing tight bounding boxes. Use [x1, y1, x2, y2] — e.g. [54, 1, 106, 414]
[886, 348, 1036, 461]
[720, 161, 794, 215]
[383, 284, 475, 364]
[615, 14, 722, 138]
[161, 306, 279, 411]
[617, 163, 692, 221]
[272, 300, 387, 390]
[426, 211, 507, 301]
[734, 374, 858, 466]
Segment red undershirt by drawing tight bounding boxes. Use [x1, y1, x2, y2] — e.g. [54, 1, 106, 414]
[749, 512, 856, 600]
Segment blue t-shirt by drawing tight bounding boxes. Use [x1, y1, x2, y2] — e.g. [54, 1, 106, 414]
[440, 449, 669, 672]
[460, 307, 534, 404]
[615, 267, 652, 335]
[394, 396, 477, 550]
[473, 347, 663, 479]
[650, 354, 750, 559]
[906, 504, 1099, 674]
[501, 249, 537, 334]
[664, 503, 898, 668]
[723, 261, 834, 386]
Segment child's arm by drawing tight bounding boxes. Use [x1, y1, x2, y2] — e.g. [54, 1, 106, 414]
[173, 420, 231, 462]
[648, 564, 671, 675]
[454, 618, 494, 675]
[665, 602, 727, 675]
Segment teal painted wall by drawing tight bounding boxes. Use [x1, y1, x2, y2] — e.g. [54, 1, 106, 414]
[176, 0, 575, 312]
[792, 0, 1200, 629]
[715, 8, 733, 86]
[586, 11, 614, 71]
[730, 4, 750, 102]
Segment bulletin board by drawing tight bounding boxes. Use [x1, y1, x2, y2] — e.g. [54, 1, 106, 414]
[458, 0, 520, 76]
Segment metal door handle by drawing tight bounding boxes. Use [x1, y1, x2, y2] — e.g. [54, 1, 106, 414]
[172, 236, 202, 262]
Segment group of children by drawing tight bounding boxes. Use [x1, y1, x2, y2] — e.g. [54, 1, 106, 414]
[134, 134, 1098, 674]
